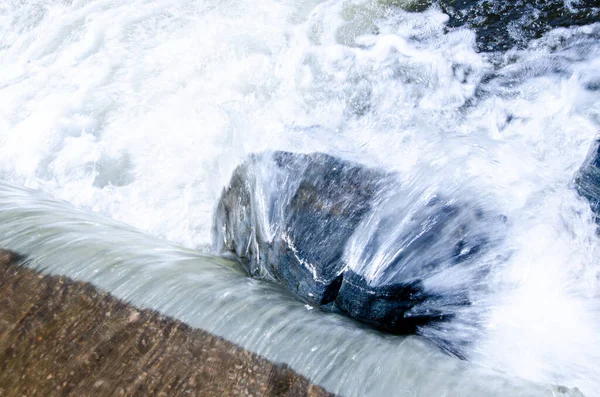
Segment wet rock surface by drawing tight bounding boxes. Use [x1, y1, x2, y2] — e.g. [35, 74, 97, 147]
[0, 251, 334, 397]
[214, 151, 387, 306]
[438, 0, 600, 52]
[214, 151, 500, 334]
[576, 139, 600, 222]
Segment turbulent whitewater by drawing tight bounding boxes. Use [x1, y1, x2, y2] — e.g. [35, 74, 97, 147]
[1, 0, 600, 395]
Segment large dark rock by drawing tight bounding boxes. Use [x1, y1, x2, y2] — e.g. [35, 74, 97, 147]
[214, 151, 387, 306]
[214, 151, 501, 333]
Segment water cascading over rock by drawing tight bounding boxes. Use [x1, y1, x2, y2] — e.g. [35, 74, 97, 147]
[214, 151, 504, 333]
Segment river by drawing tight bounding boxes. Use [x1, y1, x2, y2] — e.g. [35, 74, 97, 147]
[0, 0, 599, 395]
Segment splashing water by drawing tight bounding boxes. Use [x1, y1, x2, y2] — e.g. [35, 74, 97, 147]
[1, 0, 599, 395]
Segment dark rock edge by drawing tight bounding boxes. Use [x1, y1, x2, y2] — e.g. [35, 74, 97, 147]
[0, 250, 335, 397]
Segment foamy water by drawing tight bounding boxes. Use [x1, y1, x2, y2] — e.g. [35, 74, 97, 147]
[1, 0, 599, 395]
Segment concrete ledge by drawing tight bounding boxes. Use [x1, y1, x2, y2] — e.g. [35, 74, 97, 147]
[0, 251, 334, 397]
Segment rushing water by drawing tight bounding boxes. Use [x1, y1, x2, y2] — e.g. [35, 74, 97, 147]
[1, 0, 600, 395]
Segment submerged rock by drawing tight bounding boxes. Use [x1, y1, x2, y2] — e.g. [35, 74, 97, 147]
[439, 0, 600, 52]
[0, 251, 333, 397]
[576, 139, 600, 221]
[214, 151, 502, 333]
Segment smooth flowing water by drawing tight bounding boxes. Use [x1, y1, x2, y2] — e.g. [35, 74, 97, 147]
[1, 0, 599, 395]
